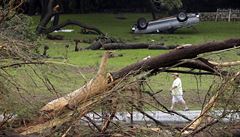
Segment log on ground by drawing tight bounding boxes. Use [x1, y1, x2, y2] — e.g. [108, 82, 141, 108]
[102, 43, 178, 50]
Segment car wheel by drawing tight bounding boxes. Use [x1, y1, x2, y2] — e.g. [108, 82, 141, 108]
[177, 12, 188, 22]
[137, 18, 148, 30]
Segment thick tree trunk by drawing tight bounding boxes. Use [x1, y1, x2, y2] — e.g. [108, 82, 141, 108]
[85, 42, 179, 50]
[102, 43, 177, 50]
[110, 39, 240, 80]
[85, 40, 104, 50]
[36, 0, 55, 34]
[40, 0, 49, 20]
[85, 38, 113, 50]
[27, 0, 40, 16]
[103, 43, 149, 50]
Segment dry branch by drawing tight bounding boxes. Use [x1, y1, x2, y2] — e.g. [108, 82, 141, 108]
[181, 72, 240, 135]
[43, 20, 104, 35]
[20, 94, 102, 135]
[209, 60, 240, 67]
[40, 52, 110, 112]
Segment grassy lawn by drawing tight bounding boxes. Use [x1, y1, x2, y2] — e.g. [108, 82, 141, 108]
[1, 13, 240, 116]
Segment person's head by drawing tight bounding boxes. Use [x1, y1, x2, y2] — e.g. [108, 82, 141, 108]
[172, 73, 179, 79]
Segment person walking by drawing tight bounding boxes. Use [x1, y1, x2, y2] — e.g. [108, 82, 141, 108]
[170, 73, 189, 111]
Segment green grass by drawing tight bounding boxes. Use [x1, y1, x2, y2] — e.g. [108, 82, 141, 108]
[1, 13, 240, 115]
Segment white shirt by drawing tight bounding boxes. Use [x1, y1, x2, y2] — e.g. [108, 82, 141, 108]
[171, 77, 183, 96]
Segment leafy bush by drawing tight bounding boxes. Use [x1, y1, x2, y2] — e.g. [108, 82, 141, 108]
[0, 14, 37, 41]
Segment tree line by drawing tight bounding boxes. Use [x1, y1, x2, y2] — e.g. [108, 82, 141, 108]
[23, 0, 240, 15]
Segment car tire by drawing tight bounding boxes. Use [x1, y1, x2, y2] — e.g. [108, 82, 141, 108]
[137, 18, 148, 30]
[177, 12, 188, 22]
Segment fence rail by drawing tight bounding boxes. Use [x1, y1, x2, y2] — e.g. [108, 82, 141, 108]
[200, 9, 240, 22]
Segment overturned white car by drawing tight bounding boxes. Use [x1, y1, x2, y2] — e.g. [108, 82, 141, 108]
[132, 12, 200, 34]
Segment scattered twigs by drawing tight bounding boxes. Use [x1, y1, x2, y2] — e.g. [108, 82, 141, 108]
[188, 120, 219, 136]
[0, 0, 24, 24]
[0, 112, 14, 129]
[181, 72, 240, 135]
[137, 79, 193, 122]
[130, 102, 166, 127]
[101, 98, 117, 133]
[143, 89, 192, 122]
[101, 111, 116, 133]
[181, 87, 220, 133]
[61, 126, 72, 137]
[0, 61, 44, 69]
[84, 116, 102, 132]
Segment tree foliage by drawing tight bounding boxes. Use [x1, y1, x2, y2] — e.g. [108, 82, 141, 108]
[150, 0, 183, 11]
[0, 14, 36, 41]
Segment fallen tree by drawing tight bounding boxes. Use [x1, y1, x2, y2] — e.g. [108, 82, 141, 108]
[18, 38, 240, 135]
[110, 39, 240, 80]
[85, 39, 179, 50]
[102, 43, 178, 50]
[85, 37, 114, 50]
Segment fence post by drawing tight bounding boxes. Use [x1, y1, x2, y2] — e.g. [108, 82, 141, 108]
[228, 9, 232, 22]
[215, 8, 219, 22]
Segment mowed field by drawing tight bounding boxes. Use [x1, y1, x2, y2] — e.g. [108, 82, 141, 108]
[2, 13, 240, 116]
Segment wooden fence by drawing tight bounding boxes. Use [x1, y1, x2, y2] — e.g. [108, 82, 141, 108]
[200, 9, 240, 22]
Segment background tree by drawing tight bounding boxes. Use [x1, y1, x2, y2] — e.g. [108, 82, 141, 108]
[149, 0, 183, 19]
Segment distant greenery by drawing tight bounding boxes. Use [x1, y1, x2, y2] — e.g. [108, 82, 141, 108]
[151, 0, 183, 11]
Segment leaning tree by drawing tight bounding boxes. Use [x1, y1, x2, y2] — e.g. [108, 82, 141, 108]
[27, 0, 105, 35]
[149, 0, 183, 19]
